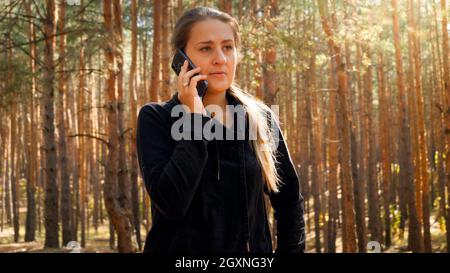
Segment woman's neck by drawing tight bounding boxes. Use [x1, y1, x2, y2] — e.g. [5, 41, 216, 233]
[202, 90, 232, 126]
[202, 89, 228, 110]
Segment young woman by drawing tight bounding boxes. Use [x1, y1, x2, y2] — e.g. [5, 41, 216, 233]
[137, 7, 305, 253]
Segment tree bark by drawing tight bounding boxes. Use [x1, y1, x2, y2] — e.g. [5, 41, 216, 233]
[102, 0, 134, 253]
[129, 0, 142, 251]
[262, 1, 279, 105]
[318, 0, 357, 252]
[391, 0, 422, 252]
[327, 60, 338, 253]
[43, 0, 59, 248]
[160, 0, 171, 101]
[24, 0, 37, 243]
[364, 47, 382, 243]
[408, 0, 431, 252]
[354, 42, 367, 253]
[150, 0, 161, 102]
[57, 0, 73, 246]
[377, 51, 392, 247]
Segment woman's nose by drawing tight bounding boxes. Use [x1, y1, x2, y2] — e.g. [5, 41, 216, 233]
[212, 49, 227, 64]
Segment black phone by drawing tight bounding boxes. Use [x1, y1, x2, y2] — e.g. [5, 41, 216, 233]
[171, 48, 208, 98]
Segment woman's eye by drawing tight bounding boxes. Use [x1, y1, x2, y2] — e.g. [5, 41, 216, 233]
[200, 47, 210, 52]
[224, 45, 234, 50]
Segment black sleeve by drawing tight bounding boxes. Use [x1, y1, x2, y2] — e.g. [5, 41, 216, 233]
[136, 104, 212, 220]
[266, 112, 306, 253]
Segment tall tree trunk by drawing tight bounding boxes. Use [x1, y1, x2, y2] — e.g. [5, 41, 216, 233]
[77, 0, 86, 247]
[431, 1, 445, 229]
[262, 1, 279, 105]
[409, 0, 431, 252]
[306, 55, 323, 253]
[150, 0, 161, 102]
[7, 6, 20, 242]
[113, 0, 134, 249]
[354, 42, 367, 253]
[327, 60, 338, 253]
[3, 33, 12, 227]
[0, 115, 6, 232]
[24, 0, 37, 243]
[10, 105, 19, 243]
[129, 0, 142, 251]
[300, 66, 312, 252]
[102, 0, 134, 253]
[377, 51, 392, 247]
[160, 0, 171, 101]
[43, 0, 59, 248]
[318, 0, 357, 252]
[57, 0, 73, 246]
[364, 47, 382, 243]
[405, 0, 424, 252]
[4, 138, 12, 226]
[391, 0, 422, 253]
[69, 67, 79, 242]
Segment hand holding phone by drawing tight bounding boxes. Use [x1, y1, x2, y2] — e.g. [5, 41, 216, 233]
[171, 48, 208, 98]
[172, 49, 208, 115]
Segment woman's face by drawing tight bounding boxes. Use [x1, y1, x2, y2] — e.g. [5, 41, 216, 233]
[184, 19, 237, 95]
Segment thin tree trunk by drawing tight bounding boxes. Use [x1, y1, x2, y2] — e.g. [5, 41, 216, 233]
[307, 56, 323, 253]
[299, 67, 311, 252]
[150, 0, 161, 102]
[160, 0, 171, 101]
[0, 116, 6, 232]
[431, 2, 446, 234]
[377, 51, 392, 247]
[10, 105, 19, 243]
[353, 42, 367, 253]
[77, 0, 86, 247]
[364, 47, 382, 243]
[327, 63, 338, 253]
[24, 0, 37, 243]
[129, 0, 142, 251]
[6, 8, 20, 242]
[262, 1, 279, 105]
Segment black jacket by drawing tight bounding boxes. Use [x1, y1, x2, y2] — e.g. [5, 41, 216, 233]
[136, 90, 305, 254]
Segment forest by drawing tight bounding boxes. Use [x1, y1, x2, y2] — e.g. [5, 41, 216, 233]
[0, 0, 449, 253]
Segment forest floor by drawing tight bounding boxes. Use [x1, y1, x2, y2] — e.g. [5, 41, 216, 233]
[0, 222, 128, 253]
[0, 208, 448, 253]
[303, 207, 448, 253]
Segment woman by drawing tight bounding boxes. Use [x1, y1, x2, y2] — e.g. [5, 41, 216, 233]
[137, 7, 305, 254]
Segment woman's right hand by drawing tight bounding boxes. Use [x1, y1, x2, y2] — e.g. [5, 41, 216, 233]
[177, 60, 208, 115]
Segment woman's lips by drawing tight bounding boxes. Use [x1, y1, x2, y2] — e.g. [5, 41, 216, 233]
[209, 72, 226, 78]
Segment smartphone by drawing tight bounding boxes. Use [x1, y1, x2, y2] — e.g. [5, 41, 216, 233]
[171, 48, 208, 98]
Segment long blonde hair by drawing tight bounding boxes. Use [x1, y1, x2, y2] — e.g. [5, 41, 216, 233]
[172, 7, 282, 193]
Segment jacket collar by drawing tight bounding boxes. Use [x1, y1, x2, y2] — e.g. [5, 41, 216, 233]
[168, 89, 242, 107]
